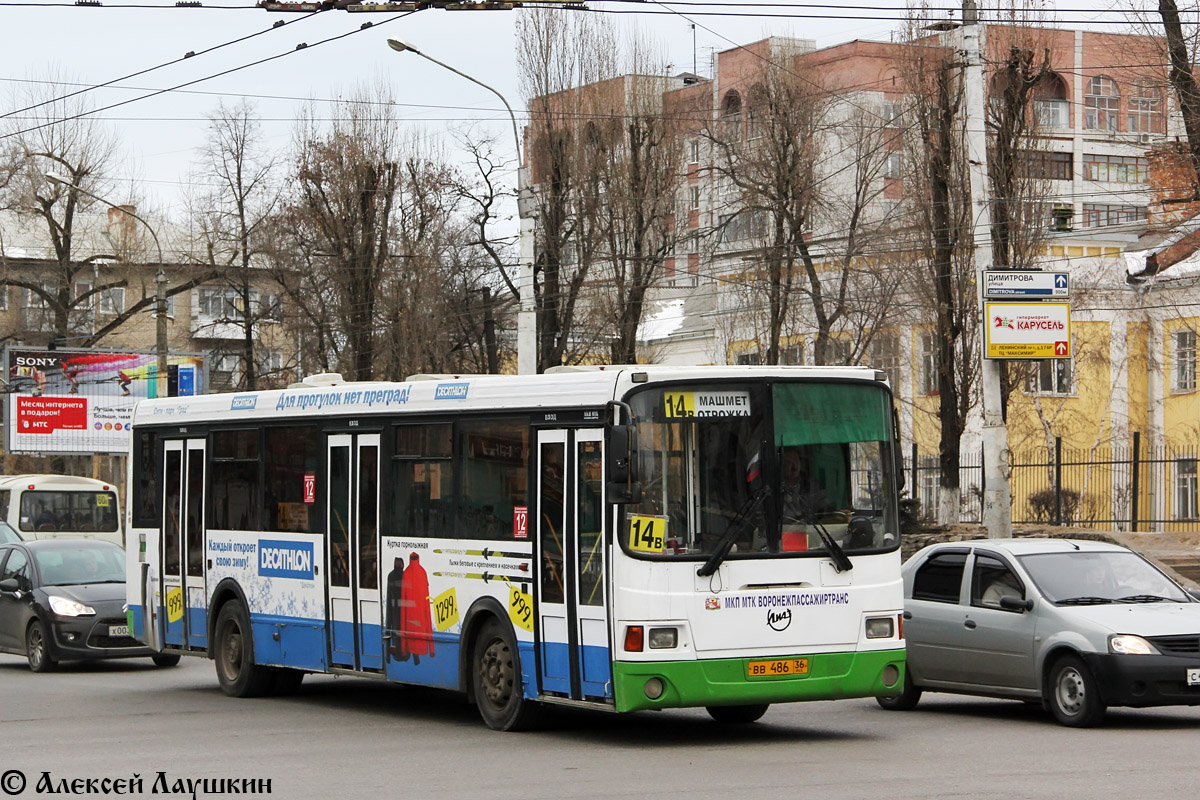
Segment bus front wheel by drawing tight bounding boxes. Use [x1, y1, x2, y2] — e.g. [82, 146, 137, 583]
[472, 618, 539, 731]
[214, 600, 273, 698]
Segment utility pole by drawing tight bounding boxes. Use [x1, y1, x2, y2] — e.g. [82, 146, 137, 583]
[962, 0, 1012, 538]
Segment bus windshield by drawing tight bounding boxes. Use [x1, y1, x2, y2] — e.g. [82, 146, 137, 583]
[626, 381, 898, 559]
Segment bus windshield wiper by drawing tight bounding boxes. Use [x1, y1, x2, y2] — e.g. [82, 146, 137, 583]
[697, 486, 770, 578]
[792, 510, 853, 574]
[1056, 596, 1114, 605]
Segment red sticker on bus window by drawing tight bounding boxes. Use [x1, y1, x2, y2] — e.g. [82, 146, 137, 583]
[513, 506, 528, 539]
[303, 473, 316, 504]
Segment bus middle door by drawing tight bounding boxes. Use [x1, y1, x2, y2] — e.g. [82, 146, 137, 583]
[326, 433, 383, 671]
[535, 428, 612, 701]
[161, 438, 207, 650]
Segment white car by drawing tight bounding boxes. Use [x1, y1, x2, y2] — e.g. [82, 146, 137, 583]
[878, 538, 1200, 727]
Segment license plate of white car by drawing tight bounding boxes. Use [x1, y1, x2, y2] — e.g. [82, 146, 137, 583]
[109, 625, 130, 637]
[1188, 668, 1200, 686]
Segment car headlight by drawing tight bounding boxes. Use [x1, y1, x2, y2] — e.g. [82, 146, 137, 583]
[1109, 634, 1159, 655]
[48, 595, 96, 617]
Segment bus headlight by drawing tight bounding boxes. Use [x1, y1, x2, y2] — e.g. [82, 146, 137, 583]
[648, 627, 677, 649]
[865, 617, 894, 639]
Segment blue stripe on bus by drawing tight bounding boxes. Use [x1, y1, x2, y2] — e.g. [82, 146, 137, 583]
[384, 631, 461, 689]
[541, 641, 613, 698]
[129, 606, 145, 643]
[187, 607, 208, 648]
[249, 613, 328, 672]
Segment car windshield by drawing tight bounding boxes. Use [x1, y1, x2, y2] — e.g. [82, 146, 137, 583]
[33, 544, 125, 585]
[1018, 550, 1190, 604]
[626, 380, 899, 559]
[0, 521, 21, 544]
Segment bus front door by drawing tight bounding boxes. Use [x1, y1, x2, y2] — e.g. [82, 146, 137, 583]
[326, 433, 383, 671]
[535, 428, 612, 701]
[161, 438, 207, 650]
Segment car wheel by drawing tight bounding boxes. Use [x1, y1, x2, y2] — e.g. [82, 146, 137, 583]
[26, 620, 57, 673]
[706, 704, 770, 723]
[151, 654, 181, 668]
[1048, 654, 1106, 728]
[472, 617, 539, 731]
[876, 671, 922, 711]
[270, 668, 305, 696]
[213, 600, 273, 698]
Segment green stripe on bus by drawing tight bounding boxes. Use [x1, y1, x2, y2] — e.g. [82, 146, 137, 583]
[610, 649, 906, 713]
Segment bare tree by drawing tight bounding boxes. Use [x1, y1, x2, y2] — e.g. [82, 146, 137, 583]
[290, 82, 400, 381]
[188, 100, 283, 389]
[1158, 0, 1200, 198]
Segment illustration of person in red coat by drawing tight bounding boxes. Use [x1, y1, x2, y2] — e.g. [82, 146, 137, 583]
[399, 552, 435, 664]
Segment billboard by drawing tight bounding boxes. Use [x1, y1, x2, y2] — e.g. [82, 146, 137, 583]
[983, 302, 1072, 360]
[5, 348, 205, 454]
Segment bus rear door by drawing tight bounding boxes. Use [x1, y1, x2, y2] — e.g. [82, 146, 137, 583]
[326, 433, 383, 671]
[535, 428, 611, 701]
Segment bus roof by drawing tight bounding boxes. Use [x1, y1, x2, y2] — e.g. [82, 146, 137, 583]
[130, 365, 887, 428]
[0, 474, 117, 490]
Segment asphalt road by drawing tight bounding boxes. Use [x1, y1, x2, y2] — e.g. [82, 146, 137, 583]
[1, 653, 1197, 800]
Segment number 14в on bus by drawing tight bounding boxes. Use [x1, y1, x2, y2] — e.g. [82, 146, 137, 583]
[125, 365, 906, 729]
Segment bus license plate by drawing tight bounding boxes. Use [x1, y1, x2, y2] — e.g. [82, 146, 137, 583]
[747, 658, 809, 678]
[109, 625, 130, 637]
[1187, 667, 1200, 686]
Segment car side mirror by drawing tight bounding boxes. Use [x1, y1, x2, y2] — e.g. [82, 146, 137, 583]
[1188, 588, 1200, 602]
[0, 577, 19, 595]
[998, 595, 1033, 612]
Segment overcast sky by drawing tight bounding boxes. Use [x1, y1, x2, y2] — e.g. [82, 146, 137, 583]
[1, 0, 1152, 220]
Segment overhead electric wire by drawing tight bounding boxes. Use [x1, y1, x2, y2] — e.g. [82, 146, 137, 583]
[1, 9, 422, 142]
[0, 9, 327, 122]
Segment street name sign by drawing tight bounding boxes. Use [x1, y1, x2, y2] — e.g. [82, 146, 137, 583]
[984, 270, 1069, 298]
[984, 301, 1072, 359]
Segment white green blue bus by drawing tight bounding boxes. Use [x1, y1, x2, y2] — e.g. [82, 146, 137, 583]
[125, 366, 905, 729]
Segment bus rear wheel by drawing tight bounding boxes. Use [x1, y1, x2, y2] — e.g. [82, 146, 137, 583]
[472, 618, 539, 731]
[706, 704, 769, 724]
[214, 600, 273, 698]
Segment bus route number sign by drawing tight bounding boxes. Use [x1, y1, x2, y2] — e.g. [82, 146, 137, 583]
[509, 585, 534, 632]
[628, 514, 667, 554]
[165, 586, 184, 624]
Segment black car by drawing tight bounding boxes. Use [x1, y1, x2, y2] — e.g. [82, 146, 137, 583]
[0, 539, 179, 672]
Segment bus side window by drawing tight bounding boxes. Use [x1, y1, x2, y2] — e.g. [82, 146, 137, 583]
[457, 418, 528, 540]
[210, 429, 261, 531]
[393, 424, 454, 538]
[263, 426, 320, 533]
[132, 430, 162, 529]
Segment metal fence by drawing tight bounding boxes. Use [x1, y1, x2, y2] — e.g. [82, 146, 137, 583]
[906, 433, 1200, 532]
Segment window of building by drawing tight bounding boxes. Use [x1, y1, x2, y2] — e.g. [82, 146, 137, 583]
[0, 286, 7, 311]
[1021, 150, 1073, 181]
[920, 331, 939, 394]
[197, 286, 246, 321]
[1176, 458, 1199, 521]
[882, 100, 902, 125]
[689, 139, 700, 164]
[870, 334, 901, 390]
[1085, 76, 1120, 131]
[98, 287, 125, 315]
[210, 429, 260, 531]
[828, 337, 852, 365]
[734, 350, 760, 366]
[1175, 329, 1197, 392]
[1082, 154, 1148, 184]
[884, 152, 903, 179]
[780, 342, 803, 365]
[912, 550, 966, 603]
[1035, 98, 1070, 129]
[720, 90, 742, 139]
[1081, 203, 1145, 228]
[1026, 357, 1073, 395]
[689, 186, 701, 209]
[1128, 84, 1163, 135]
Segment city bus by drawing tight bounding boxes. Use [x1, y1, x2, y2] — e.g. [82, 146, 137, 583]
[125, 366, 906, 729]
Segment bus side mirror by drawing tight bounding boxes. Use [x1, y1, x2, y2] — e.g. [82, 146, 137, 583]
[606, 401, 642, 504]
[892, 407, 905, 491]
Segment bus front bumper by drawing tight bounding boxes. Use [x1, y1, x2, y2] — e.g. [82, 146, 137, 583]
[612, 648, 906, 712]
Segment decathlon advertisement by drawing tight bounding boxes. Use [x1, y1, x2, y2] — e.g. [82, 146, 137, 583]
[5, 347, 206, 454]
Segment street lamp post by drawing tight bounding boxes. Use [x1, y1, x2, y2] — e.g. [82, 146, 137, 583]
[45, 172, 170, 398]
[386, 37, 537, 375]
